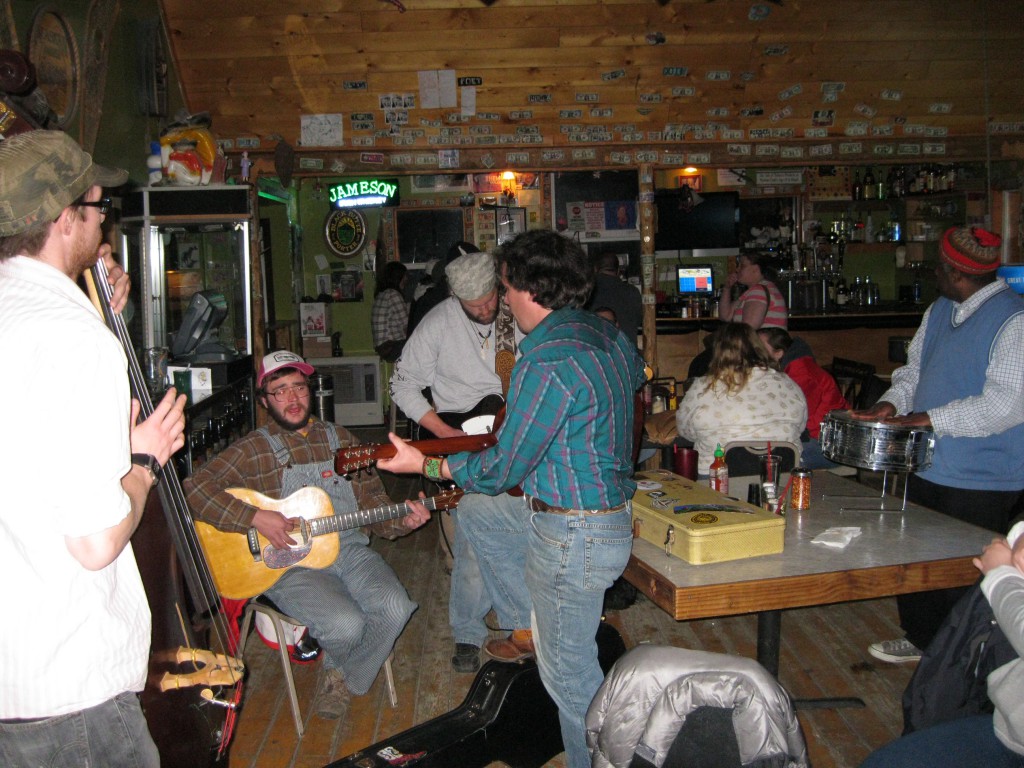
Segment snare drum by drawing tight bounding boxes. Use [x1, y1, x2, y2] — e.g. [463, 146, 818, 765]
[819, 410, 935, 472]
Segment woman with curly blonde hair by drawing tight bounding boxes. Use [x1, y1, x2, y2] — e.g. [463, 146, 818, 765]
[676, 322, 806, 476]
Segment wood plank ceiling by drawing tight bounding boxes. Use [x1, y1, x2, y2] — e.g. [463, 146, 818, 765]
[159, 0, 1024, 171]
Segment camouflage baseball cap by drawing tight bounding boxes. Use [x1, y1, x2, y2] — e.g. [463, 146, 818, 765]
[0, 130, 128, 237]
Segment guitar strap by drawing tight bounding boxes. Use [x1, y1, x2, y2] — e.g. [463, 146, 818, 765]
[494, 302, 517, 397]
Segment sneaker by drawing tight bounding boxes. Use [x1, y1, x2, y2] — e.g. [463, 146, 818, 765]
[451, 643, 481, 673]
[868, 638, 922, 664]
[483, 629, 535, 662]
[314, 666, 351, 720]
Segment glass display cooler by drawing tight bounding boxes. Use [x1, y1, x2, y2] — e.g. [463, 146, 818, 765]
[120, 185, 256, 475]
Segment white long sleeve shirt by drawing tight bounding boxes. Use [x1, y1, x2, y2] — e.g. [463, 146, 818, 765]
[882, 280, 1024, 438]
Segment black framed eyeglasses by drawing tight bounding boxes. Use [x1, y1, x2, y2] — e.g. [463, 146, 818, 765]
[77, 197, 112, 216]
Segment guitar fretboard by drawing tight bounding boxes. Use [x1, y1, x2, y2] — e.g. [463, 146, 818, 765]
[308, 495, 449, 537]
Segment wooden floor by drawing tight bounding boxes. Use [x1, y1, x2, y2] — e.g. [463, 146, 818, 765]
[225, 427, 916, 768]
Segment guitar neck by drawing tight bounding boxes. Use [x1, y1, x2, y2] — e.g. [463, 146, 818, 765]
[308, 493, 458, 538]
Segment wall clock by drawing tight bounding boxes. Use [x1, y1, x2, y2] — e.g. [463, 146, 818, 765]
[324, 208, 367, 258]
[26, 7, 80, 129]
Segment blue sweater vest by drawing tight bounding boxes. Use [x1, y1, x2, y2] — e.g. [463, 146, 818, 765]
[914, 286, 1024, 490]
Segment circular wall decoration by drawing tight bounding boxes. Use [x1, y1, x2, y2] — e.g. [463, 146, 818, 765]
[324, 208, 367, 258]
[26, 7, 80, 129]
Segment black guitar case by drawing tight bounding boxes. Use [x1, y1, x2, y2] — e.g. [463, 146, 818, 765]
[325, 622, 626, 768]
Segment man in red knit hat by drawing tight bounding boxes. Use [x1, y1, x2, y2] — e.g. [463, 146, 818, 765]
[854, 226, 1024, 663]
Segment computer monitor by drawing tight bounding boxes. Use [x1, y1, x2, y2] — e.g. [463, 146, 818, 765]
[170, 290, 235, 363]
[677, 264, 715, 296]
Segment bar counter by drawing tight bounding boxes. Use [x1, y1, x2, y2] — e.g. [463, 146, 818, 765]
[655, 302, 925, 334]
[653, 302, 926, 382]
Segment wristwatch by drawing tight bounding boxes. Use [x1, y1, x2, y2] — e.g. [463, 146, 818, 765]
[131, 453, 161, 485]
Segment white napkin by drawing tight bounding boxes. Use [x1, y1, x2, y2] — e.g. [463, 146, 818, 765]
[811, 526, 863, 549]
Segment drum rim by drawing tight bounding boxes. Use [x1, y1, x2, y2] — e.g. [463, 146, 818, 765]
[822, 408, 934, 434]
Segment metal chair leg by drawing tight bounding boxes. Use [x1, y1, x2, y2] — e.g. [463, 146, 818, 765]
[241, 603, 305, 737]
[383, 652, 398, 708]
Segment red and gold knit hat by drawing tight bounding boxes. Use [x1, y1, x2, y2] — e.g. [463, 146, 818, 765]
[939, 226, 1002, 275]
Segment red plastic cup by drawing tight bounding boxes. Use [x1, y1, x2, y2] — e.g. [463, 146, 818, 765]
[673, 446, 698, 481]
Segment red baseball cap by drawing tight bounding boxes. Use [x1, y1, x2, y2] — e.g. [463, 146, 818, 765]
[257, 351, 314, 388]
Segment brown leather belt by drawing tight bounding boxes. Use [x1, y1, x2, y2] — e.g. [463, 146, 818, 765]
[526, 496, 628, 516]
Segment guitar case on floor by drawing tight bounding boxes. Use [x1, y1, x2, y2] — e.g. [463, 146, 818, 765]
[325, 622, 626, 768]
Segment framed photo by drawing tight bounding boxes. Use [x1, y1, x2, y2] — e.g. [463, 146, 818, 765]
[495, 207, 526, 245]
[330, 269, 364, 302]
[170, 234, 201, 270]
[315, 273, 331, 297]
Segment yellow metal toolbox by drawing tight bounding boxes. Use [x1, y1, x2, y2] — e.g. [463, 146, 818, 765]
[631, 470, 785, 564]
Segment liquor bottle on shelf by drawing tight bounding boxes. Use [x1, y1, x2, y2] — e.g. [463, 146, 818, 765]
[835, 276, 849, 306]
[874, 168, 886, 200]
[851, 169, 862, 201]
[851, 276, 864, 306]
[863, 168, 875, 199]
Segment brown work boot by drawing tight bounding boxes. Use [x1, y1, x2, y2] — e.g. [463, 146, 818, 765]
[314, 666, 351, 720]
[483, 629, 535, 662]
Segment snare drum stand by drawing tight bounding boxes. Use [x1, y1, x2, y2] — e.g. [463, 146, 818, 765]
[823, 469, 912, 513]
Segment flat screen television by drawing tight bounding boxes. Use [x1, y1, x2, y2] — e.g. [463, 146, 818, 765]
[677, 264, 715, 296]
[655, 190, 740, 252]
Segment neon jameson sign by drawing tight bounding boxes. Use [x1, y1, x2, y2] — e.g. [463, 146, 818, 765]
[329, 179, 400, 208]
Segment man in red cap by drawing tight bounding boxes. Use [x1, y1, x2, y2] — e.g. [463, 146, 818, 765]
[185, 350, 430, 721]
[854, 227, 1024, 664]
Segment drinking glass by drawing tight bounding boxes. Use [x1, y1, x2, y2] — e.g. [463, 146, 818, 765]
[759, 455, 781, 507]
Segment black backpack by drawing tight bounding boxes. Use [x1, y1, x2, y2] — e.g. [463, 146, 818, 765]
[901, 580, 1017, 734]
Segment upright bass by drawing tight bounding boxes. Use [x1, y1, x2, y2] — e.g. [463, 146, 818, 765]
[87, 260, 243, 767]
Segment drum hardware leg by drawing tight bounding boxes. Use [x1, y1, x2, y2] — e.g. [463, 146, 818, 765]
[822, 470, 911, 512]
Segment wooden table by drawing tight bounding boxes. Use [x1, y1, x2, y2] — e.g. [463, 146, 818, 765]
[622, 469, 993, 706]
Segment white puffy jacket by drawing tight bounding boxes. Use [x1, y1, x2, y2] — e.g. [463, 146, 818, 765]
[586, 645, 809, 768]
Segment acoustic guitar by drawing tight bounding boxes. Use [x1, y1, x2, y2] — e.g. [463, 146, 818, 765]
[196, 487, 463, 599]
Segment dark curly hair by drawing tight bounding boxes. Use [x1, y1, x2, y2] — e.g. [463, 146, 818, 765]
[494, 230, 593, 310]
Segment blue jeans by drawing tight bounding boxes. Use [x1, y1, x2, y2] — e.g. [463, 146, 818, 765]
[859, 715, 1024, 768]
[461, 495, 633, 768]
[456, 493, 533, 631]
[0, 691, 159, 768]
[801, 438, 841, 470]
[449, 496, 496, 646]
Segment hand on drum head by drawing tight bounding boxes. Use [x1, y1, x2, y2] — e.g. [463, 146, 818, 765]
[848, 402, 897, 422]
[882, 411, 933, 429]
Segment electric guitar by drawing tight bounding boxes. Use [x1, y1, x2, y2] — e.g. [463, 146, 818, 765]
[195, 487, 463, 599]
[412, 393, 506, 441]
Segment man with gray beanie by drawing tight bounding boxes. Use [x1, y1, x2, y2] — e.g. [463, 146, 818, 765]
[0, 130, 187, 767]
[391, 245, 525, 673]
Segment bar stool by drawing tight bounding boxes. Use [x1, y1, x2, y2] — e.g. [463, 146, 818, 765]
[239, 601, 398, 737]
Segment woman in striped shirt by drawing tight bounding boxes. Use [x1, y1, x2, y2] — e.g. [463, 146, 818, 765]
[719, 252, 788, 330]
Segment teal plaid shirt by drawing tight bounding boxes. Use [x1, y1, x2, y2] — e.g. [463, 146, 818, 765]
[449, 308, 645, 509]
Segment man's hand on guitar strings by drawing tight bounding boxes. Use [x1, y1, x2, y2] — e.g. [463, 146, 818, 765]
[403, 492, 432, 531]
[252, 509, 299, 550]
[377, 432, 426, 477]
